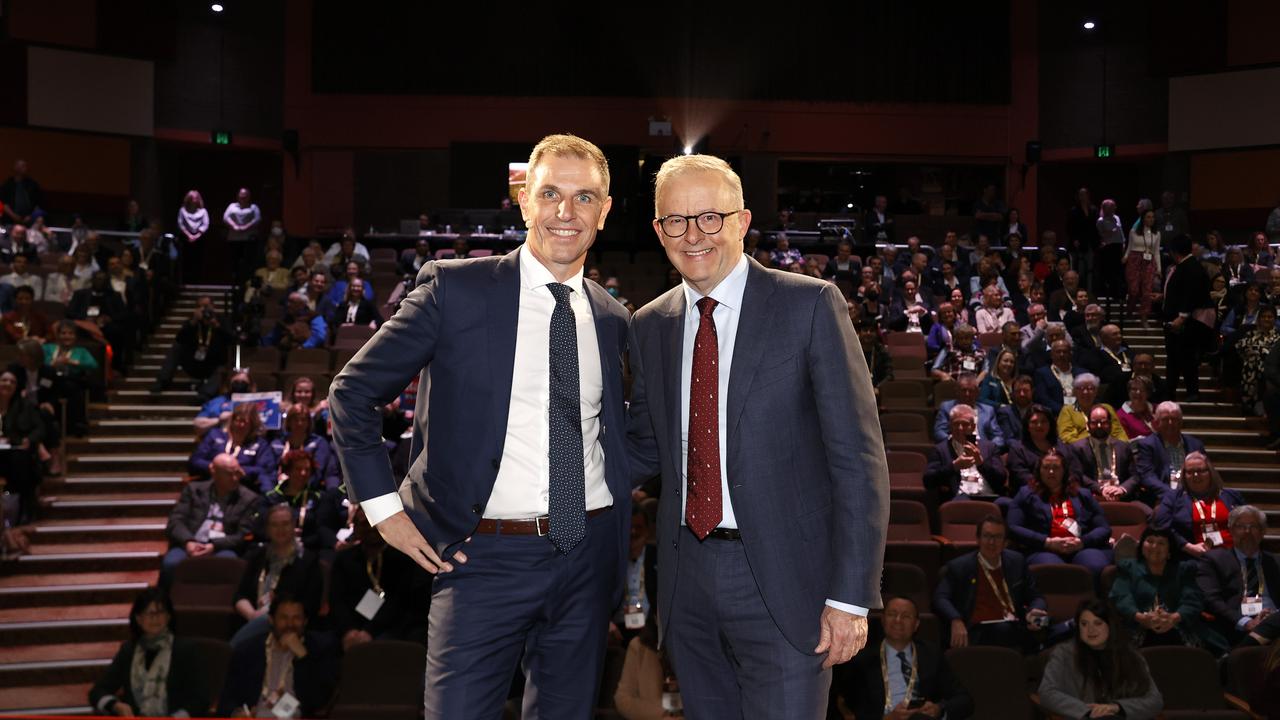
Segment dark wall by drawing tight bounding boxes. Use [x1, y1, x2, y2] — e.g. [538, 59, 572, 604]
[311, 1, 1010, 104]
[352, 150, 450, 232]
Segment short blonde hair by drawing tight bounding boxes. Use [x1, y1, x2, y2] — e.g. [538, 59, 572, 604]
[527, 134, 610, 194]
[654, 155, 744, 211]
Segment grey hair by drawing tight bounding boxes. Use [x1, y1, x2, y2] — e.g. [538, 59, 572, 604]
[1154, 401, 1183, 419]
[1045, 322, 1073, 345]
[1229, 505, 1267, 531]
[1073, 373, 1099, 389]
[1085, 304, 1102, 314]
[949, 403, 977, 422]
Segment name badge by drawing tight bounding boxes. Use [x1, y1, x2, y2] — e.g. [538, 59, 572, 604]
[193, 346, 208, 362]
[355, 588, 385, 620]
[1143, 252, 1153, 261]
[624, 610, 646, 629]
[1169, 469, 1182, 490]
[1164, 223, 1174, 233]
[962, 359, 977, 371]
[960, 479, 985, 497]
[86, 306, 100, 318]
[1204, 530, 1224, 547]
[1120, 364, 1131, 373]
[662, 692, 683, 713]
[272, 691, 300, 719]
[39, 378, 52, 388]
[1230, 278, 1243, 286]
[1242, 597, 1264, 618]
[335, 527, 354, 543]
[208, 528, 226, 540]
[1061, 517, 1082, 538]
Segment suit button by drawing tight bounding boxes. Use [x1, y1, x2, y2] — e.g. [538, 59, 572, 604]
[491, 458, 500, 470]
[672, 541, 678, 550]
[471, 504, 482, 514]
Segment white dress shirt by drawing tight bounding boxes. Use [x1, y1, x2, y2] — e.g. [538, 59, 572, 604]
[363, 246, 611, 525]
[679, 254, 866, 617]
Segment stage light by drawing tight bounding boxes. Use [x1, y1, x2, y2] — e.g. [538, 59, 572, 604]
[683, 145, 693, 155]
[211, 3, 224, 12]
[1082, 20, 1096, 30]
[846, 203, 854, 209]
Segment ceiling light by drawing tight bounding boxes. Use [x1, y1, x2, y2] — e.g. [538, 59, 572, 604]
[211, 4, 224, 12]
[1082, 20, 1096, 30]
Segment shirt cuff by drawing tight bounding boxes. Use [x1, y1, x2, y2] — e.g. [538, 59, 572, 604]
[825, 599, 869, 616]
[362, 492, 405, 526]
[1238, 616, 1252, 631]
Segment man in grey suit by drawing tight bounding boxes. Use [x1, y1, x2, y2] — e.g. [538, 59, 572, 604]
[330, 134, 632, 719]
[628, 155, 890, 719]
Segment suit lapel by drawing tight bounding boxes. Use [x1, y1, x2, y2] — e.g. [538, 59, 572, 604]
[584, 281, 619, 427]
[659, 290, 685, 476]
[726, 262, 777, 436]
[486, 251, 522, 453]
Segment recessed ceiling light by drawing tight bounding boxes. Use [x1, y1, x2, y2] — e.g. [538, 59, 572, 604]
[211, 4, 224, 12]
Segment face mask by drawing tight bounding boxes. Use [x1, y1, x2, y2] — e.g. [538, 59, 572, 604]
[606, 287, 619, 298]
[230, 381, 251, 394]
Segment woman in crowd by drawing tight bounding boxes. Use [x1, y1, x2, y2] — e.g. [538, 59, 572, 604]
[260, 449, 345, 559]
[1116, 378, 1156, 440]
[0, 368, 45, 524]
[89, 587, 210, 717]
[189, 403, 274, 492]
[1154, 451, 1244, 559]
[269, 407, 339, 490]
[230, 503, 323, 649]
[1057, 373, 1126, 443]
[1109, 527, 1225, 653]
[1124, 208, 1161, 329]
[1004, 208, 1029, 245]
[1006, 405, 1074, 493]
[71, 243, 98, 285]
[43, 255, 79, 304]
[2, 285, 51, 344]
[42, 322, 96, 436]
[1038, 600, 1162, 720]
[1209, 274, 1231, 324]
[12, 338, 64, 473]
[177, 189, 209, 281]
[248, 249, 291, 304]
[925, 302, 957, 360]
[1007, 451, 1112, 576]
[949, 287, 972, 326]
[979, 349, 1018, 406]
[282, 375, 330, 436]
[1239, 304, 1279, 415]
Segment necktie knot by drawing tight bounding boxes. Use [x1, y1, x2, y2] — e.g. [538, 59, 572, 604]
[548, 282, 573, 305]
[696, 296, 718, 319]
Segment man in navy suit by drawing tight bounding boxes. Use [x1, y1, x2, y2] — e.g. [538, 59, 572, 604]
[1133, 401, 1207, 506]
[330, 135, 632, 719]
[933, 373, 1006, 450]
[1032, 339, 1084, 415]
[628, 155, 890, 719]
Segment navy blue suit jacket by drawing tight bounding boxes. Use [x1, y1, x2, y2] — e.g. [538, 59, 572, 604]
[627, 258, 890, 651]
[1132, 433, 1207, 503]
[1032, 364, 1084, 416]
[329, 250, 633, 591]
[1006, 486, 1112, 551]
[1153, 487, 1246, 553]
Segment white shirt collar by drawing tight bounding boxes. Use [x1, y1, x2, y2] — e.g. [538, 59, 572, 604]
[977, 551, 1003, 571]
[681, 254, 749, 315]
[518, 244, 585, 295]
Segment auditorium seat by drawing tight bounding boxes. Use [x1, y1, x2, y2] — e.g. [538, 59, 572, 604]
[185, 637, 233, 715]
[330, 640, 427, 720]
[937, 500, 999, 558]
[978, 331, 1002, 349]
[369, 247, 398, 266]
[884, 542, 941, 590]
[1100, 501, 1149, 545]
[333, 324, 377, 349]
[239, 346, 282, 373]
[885, 450, 929, 504]
[1140, 646, 1251, 719]
[933, 380, 958, 405]
[1100, 564, 1118, 597]
[170, 556, 247, 640]
[1223, 646, 1268, 717]
[887, 499, 932, 541]
[881, 561, 931, 610]
[945, 646, 1033, 720]
[285, 347, 333, 373]
[1029, 564, 1094, 623]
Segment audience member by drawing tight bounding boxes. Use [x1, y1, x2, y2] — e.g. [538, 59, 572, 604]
[265, 293, 327, 351]
[1129, 353, 1170, 405]
[223, 187, 263, 285]
[329, 507, 431, 650]
[1239, 305, 1279, 415]
[925, 404, 1007, 503]
[1133, 401, 1206, 506]
[972, 184, 1005, 241]
[924, 302, 956, 360]
[218, 593, 338, 718]
[260, 449, 345, 556]
[269, 407, 339, 489]
[1161, 233, 1213, 402]
[833, 596, 973, 720]
[1095, 200, 1127, 300]
[1032, 339, 1083, 416]
[190, 403, 274, 492]
[1109, 527, 1220, 651]
[329, 277, 382, 338]
[1154, 451, 1244, 559]
[931, 324, 986, 382]
[865, 194, 895, 242]
[1007, 452, 1112, 576]
[0, 253, 42, 298]
[162, 453, 259, 577]
[978, 349, 1018, 406]
[281, 376, 330, 433]
[1197, 505, 1280, 647]
[1, 285, 50, 343]
[194, 368, 255, 434]
[857, 321, 893, 390]
[0, 159, 44, 225]
[67, 271, 132, 372]
[1056, 374, 1125, 444]
[231, 504, 324, 648]
[1005, 405, 1073, 495]
[398, 237, 432, 276]
[43, 255, 78, 304]
[42, 321, 96, 435]
[770, 233, 803, 268]
[0, 368, 44, 524]
[995, 375, 1037, 444]
[933, 515, 1048, 650]
[1116, 378, 1156, 440]
[1125, 209, 1162, 328]
[974, 285, 1014, 334]
[1068, 406, 1136, 501]
[88, 587, 211, 717]
[932, 373, 1004, 448]
[1037, 600, 1162, 720]
[613, 610, 674, 720]
[150, 296, 232, 399]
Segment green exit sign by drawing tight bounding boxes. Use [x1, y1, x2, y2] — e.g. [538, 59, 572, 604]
[211, 130, 233, 145]
[1094, 144, 1115, 159]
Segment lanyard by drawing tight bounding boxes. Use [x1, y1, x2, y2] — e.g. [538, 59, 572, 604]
[1102, 346, 1129, 368]
[224, 437, 243, 456]
[999, 380, 1012, 404]
[365, 548, 385, 596]
[978, 560, 1017, 618]
[261, 635, 294, 705]
[879, 642, 918, 714]
[1193, 499, 1218, 525]
[1093, 441, 1116, 479]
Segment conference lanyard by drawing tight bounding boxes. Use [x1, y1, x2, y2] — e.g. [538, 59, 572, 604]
[978, 561, 1017, 619]
[880, 641, 918, 714]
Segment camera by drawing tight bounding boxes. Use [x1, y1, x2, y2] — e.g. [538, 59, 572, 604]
[201, 307, 216, 322]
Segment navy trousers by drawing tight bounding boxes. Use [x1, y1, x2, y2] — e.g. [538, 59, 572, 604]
[423, 509, 618, 720]
[665, 531, 831, 720]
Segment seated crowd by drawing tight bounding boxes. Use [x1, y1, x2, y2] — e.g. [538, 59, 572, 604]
[75, 180, 1280, 718]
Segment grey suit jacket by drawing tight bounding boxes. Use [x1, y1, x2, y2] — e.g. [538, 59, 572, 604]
[627, 257, 890, 651]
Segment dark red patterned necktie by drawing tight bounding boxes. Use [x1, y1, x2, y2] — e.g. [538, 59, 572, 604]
[686, 297, 722, 538]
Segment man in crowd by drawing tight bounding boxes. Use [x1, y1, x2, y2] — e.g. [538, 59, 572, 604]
[925, 404, 1008, 504]
[0, 159, 44, 225]
[223, 188, 262, 286]
[1161, 233, 1213, 402]
[1068, 406, 1136, 501]
[934, 515, 1048, 650]
[162, 453, 258, 577]
[933, 373, 1005, 450]
[219, 593, 338, 718]
[266, 293, 327, 351]
[1095, 199, 1126, 299]
[398, 238, 433, 276]
[1197, 506, 1280, 648]
[150, 296, 233, 400]
[0, 254, 43, 299]
[329, 508, 432, 650]
[1133, 401, 1207, 506]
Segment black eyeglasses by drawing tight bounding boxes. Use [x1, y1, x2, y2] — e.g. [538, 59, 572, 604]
[656, 210, 741, 238]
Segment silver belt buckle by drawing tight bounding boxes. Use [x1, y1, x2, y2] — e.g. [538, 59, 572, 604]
[536, 516, 550, 537]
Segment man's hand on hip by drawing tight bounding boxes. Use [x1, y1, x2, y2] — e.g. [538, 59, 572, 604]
[376, 511, 467, 574]
[814, 605, 867, 668]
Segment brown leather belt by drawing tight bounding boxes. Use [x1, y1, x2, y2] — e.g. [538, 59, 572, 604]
[474, 506, 612, 536]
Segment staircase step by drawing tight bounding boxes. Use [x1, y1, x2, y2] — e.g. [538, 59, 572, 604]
[3, 641, 121, 664]
[32, 520, 168, 544]
[0, 614, 130, 647]
[1219, 465, 1280, 485]
[0, 579, 151, 609]
[108, 389, 198, 404]
[68, 438, 193, 456]
[59, 475, 183, 495]
[11, 543, 164, 574]
[70, 454, 189, 473]
[91, 403, 201, 418]
[0, 657, 110, 687]
[1193, 429, 1270, 447]
[45, 494, 177, 520]
[1203, 447, 1279, 464]
[0, 682, 93, 715]
[93, 418, 195, 430]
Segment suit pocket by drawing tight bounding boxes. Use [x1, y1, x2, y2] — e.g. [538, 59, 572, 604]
[751, 354, 798, 391]
[798, 504, 832, 542]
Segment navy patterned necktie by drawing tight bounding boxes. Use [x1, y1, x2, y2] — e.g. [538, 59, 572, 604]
[546, 283, 585, 553]
[898, 651, 916, 701]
